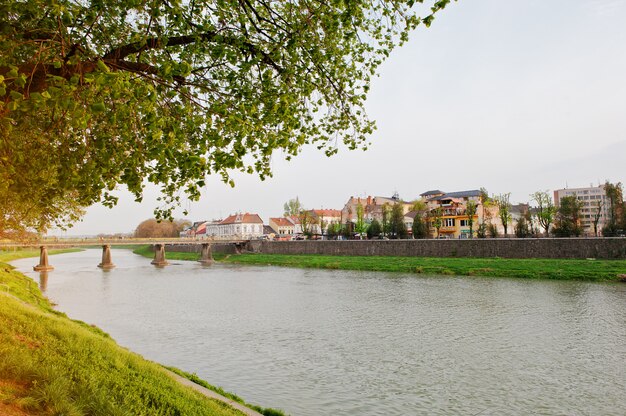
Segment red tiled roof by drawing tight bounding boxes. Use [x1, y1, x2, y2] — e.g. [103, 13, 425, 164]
[312, 209, 341, 217]
[270, 217, 294, 227]
[220, 213, 264, 225]
[195, 222, 207, 234]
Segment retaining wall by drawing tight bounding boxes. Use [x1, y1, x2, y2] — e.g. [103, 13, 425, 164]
[160, 243, 239, 255]
[246, 238, 626, 259]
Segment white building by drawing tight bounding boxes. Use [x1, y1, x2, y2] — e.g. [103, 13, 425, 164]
[205, 213, 264, 239]
[269, 217, 296, 236]
[553, 185, 610, 236]
[309, 209, 342, 235]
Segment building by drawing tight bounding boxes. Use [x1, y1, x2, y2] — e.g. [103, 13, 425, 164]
[205, 213, 264, 239]
[422, 189, 484, 238]
[309, 209, 342, 235]
[554, 185, 610, 236]
[342, 194, 413, 224]
[269, 217, 296, 236]
[179, 220, 208, 238]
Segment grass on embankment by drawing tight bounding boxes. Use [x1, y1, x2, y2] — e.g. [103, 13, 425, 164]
[132, 245, 229, 261]
[0, 247, 82, 263]
[219, 253, 626, 282]
[0, 251, 282, 416]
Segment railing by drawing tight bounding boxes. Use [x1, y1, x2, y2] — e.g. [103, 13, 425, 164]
[0, 237, 250, 248]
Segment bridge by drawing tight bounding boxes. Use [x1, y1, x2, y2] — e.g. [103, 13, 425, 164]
[0, 238, 251, 271]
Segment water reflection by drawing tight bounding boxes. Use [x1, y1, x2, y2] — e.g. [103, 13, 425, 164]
[38, 271, 48, 292]
[10, 250, 626, 416]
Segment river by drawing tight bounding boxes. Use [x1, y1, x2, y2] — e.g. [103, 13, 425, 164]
[12, 249, 626, 415]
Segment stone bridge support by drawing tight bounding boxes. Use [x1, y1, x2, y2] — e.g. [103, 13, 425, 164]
[151, 243, 169, 267]
[198, 243, 213, 266]
[233, 242, 247, 254]
[97, 245, 115, 269]
[33, 246, 54, 272]
[39, 272, 49, 291]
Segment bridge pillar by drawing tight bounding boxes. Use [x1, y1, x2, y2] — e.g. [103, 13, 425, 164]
[33, 246, 54, 271]
[198, 243, 213, 266]
[151, 244, 169, 267]
[98, 245, 115, 270]
[39, 271, 49, 291]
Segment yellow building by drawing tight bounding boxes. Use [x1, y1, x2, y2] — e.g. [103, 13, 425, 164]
[421, 190, 483, 239]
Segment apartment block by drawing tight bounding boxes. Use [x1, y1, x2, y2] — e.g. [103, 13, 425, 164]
[553, 185, 609, 236]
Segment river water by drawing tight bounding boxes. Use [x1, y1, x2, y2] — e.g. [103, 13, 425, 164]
[12, 249, 626, 415]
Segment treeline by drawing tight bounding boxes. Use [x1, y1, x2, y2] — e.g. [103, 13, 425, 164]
[134, 219, 190, 238]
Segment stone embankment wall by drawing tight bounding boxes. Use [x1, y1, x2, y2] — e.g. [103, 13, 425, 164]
[246, 238, 626, 259]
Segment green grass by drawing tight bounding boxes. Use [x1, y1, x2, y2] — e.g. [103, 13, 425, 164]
[0, 251, 283, 416]
[167, 368, 285, 416]
[220, 254, 626, 282]
[0, 247, 82, 263]
[132, 245, 229, 261]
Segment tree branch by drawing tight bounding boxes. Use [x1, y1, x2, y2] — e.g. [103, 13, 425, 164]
[103, 32, 284, 74]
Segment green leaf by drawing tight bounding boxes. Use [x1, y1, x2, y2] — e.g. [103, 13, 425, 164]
[96, 60, 110, 73]
[91, 102, 106, 112]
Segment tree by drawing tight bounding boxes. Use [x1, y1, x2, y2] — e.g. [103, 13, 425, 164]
[514, 216, 531, 238]
[354, 203, 368, 239]
[381, 203, 391, 238]
[411, 199, 427, 212]
[367, 219, 382, 239]
[465, 200, 478, 238]
[553, 195, 583, 237]
[476, 223, 487, 239]
[1, 1, 453, 236]
[298, 210, 316, 238]
[479, 187, 495, 234]
[389, 203, 408, 239]
[318, 216, 328, 239]
[283, 198, 304, 217]
[135, 218, 189, 238]
[479, 188, 490, 220]
[342, 221, 353, 240]
[531, 191, 556, 237]
[411, 214, 428, 239]
[591, 199, 604, 237]
[429, 207, 444, 238]
[493, 193, 512, 237]
[326, 222, 341, 240]
[603, 181, 624, 236]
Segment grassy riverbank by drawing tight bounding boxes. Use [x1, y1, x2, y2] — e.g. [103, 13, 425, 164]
[0, 251, 283, 416]
[0, 247, 82, 262]
[128, 245, 625, 281]
[220, 253, 626, 282]
[132, 245, 228, 261]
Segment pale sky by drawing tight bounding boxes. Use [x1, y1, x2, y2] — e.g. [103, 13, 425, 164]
[59, 0, 626, 236]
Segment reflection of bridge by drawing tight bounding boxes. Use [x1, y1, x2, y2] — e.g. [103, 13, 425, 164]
[0, 239, 250, 271]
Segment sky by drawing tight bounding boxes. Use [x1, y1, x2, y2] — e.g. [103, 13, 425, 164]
[58, 0, 626, 236]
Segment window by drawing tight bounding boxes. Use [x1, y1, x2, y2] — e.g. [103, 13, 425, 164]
[460, 219, 469, 227]
[444, 218, 455, 227]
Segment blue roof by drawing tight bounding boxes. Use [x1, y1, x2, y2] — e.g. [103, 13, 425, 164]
[420, 190, 444, 196]
[435, 190, 481, 200]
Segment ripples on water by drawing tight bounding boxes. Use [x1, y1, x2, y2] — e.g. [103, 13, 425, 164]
[12, 250, 626, 416]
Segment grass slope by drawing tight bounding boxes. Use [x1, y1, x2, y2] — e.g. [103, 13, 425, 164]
[132, 245, 229, 261]
[0, 248, 81, 263]
[0, 251, 280, 416]
[220, 253, 626, 282]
